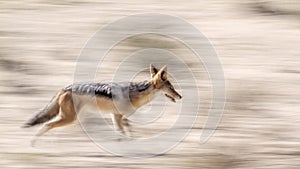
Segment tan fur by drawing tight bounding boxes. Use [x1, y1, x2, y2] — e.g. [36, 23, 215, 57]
[25, 64, 182, 145]
[130, 90, 156, 108]
[96, 97, 116, 112]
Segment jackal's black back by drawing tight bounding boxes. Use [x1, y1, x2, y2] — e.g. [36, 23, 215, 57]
[64, 81, 151, 98]
[64, 83, 114, 98]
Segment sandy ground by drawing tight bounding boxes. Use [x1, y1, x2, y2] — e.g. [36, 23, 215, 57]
[1, 0, 300, 168]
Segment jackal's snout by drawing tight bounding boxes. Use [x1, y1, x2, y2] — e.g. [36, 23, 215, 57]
[165, 87, 182, 103]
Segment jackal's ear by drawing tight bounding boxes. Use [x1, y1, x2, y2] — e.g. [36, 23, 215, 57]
[150, 64, 158, 78]
[159, 65, 167, 81]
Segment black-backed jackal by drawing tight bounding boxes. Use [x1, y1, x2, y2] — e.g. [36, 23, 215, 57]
[23, 64, 182, 145]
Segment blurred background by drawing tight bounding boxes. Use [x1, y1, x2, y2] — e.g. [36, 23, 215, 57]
[1, 0, 300, 168]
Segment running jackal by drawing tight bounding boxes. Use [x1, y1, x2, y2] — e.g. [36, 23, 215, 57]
[23, 64, 182, 144]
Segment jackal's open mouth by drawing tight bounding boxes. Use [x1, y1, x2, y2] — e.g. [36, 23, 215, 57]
[165, 94, 176, 102]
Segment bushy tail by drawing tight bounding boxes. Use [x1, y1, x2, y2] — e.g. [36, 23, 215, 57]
[22, 90, 64, 128]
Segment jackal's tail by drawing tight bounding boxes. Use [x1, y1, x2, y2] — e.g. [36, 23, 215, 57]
[22, 90, 64, 128]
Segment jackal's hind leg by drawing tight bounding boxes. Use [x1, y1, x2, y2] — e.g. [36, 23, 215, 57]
[31, 115, 62, 146]
[31, 91, 77, 146]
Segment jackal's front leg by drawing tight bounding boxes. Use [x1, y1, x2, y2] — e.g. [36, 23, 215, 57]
[111, 113, 132, 136]
[111, 114, 125, 135]
[122, 117, 132, 136]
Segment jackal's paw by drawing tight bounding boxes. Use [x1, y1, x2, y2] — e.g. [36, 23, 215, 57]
[30, 139, 37, 147]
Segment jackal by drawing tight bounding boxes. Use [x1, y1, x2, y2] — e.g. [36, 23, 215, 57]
[23, 64, 182, 144]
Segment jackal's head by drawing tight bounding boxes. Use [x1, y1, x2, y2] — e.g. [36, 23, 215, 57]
[150, 64, 182, 102]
